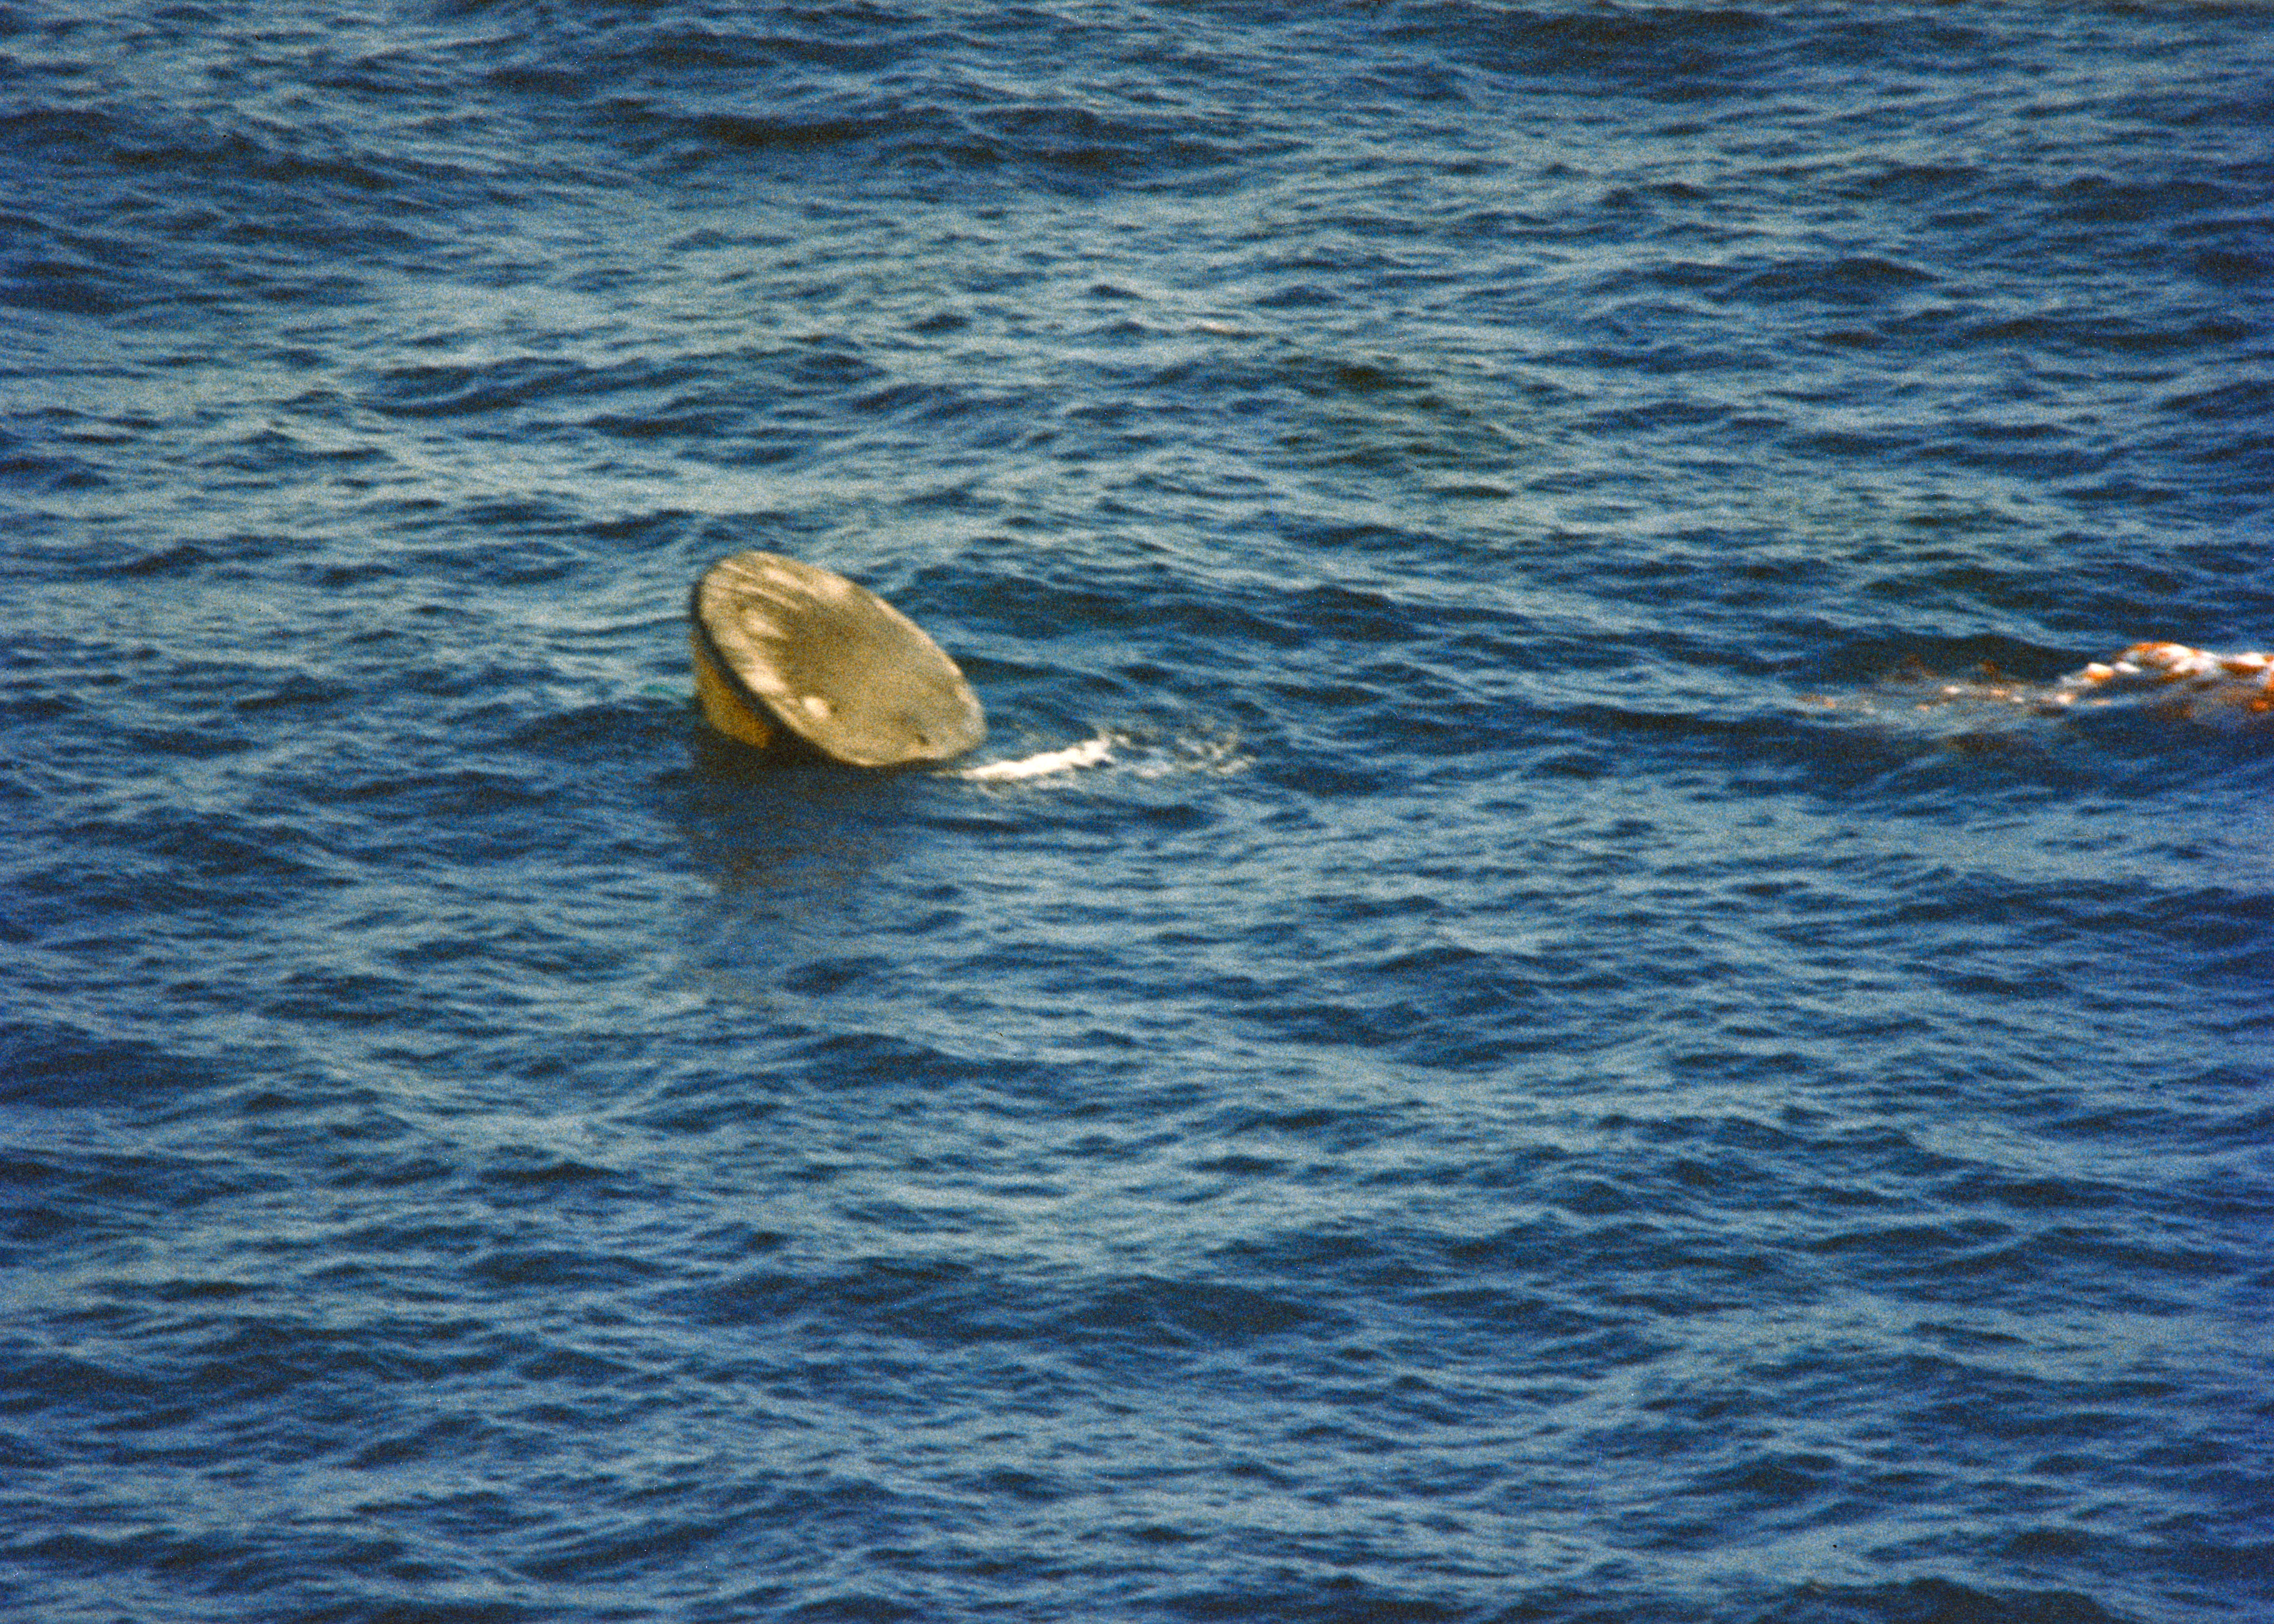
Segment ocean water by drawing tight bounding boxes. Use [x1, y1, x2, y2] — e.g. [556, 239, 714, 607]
[3, 2, 2271, 1620]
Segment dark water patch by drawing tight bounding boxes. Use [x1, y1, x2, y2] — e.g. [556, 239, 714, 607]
[2178, 227, 2273, 286]
[1752, 1576, 2140, 1623]
[233, 671, 358, 715]
[627, 80, 1270, 190]
[365, 355, 707, 419]
[326, 766, 553, 819]
[2044, 175, 2242, 230]
[1839, 161, 1992, 205]
[52, 809, 342, 904]
[1733, 255, 1941, 307]
[0, 443, 108, 490]
[1072, 1276, 1327, 1347]
[486, 9, 944, 93]
[685, 106, 927, 157]
[0, 104, 466, 270]
[504, 698, 690, 769]
[0, 1141, 281, 1257]
[1384, 2, 1778, 87]
[204, 425, 387, 480]
[1956, 310, 2255, 359]
[0, 1023, 225, 1111]
[260, 966, 430, 1032]
[972, 103, 1264, 181]
[2161, 375, 2274, 421]
[0, 247, 140, 317]
[674, 1256, 1334, 1357]
[783, 1029, 1052, 1093]
[678, 1256, 1020, 1343]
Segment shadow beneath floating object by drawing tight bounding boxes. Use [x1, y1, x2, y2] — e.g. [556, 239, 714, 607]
[687, 721, 834, 778]
[675, 720, 927, 900]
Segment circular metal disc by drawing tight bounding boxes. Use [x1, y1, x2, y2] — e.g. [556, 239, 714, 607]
[691, 551, 986, 767]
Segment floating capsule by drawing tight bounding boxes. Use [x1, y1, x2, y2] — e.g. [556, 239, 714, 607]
[689, 551, 986, 767]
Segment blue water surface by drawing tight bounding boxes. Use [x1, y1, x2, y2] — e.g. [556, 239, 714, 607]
[3, 2, 2271, 1620]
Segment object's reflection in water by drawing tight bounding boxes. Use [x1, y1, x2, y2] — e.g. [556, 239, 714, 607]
[668, 736, 930, 1011]
[675, 734, 918, 897]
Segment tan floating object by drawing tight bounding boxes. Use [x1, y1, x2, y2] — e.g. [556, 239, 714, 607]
[689, 551, 986, 766]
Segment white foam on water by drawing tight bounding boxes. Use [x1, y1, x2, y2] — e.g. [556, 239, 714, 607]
[946, 729, 1250, 784]
[950, 736, 1117, 781]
